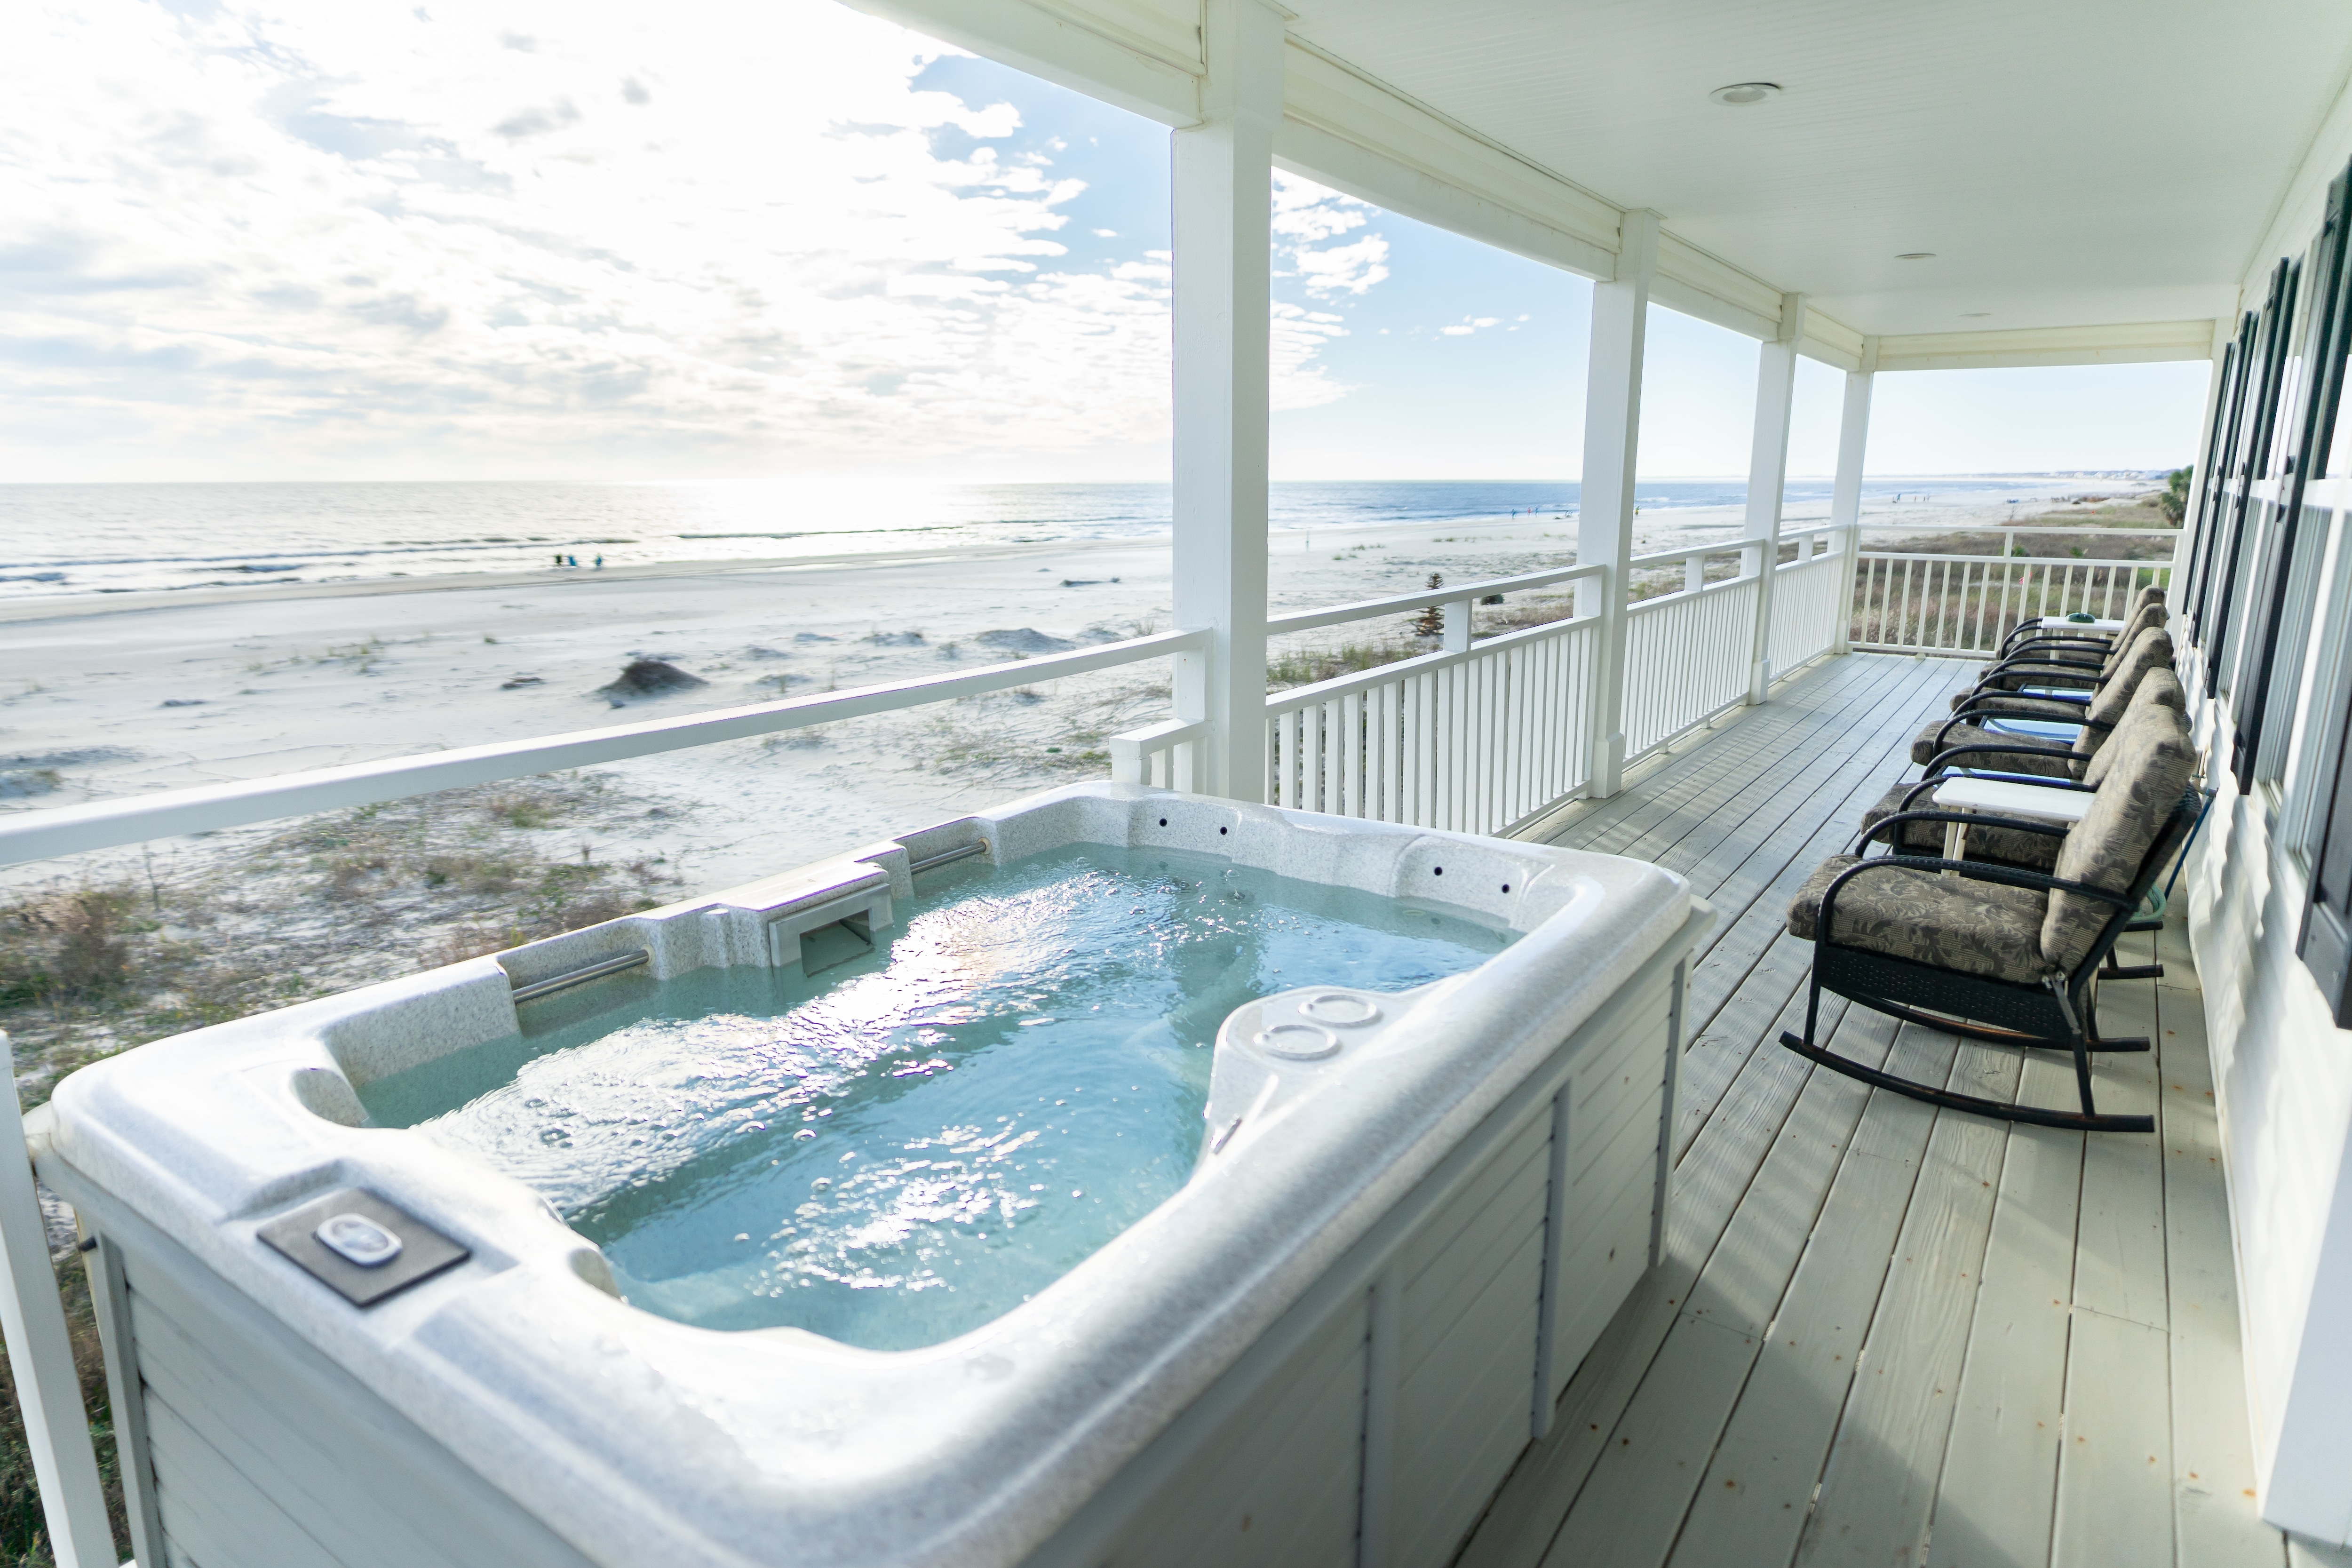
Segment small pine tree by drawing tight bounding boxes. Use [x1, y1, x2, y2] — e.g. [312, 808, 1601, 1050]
[1410, 573, 1446, 638]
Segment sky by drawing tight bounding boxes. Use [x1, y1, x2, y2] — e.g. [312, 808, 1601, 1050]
[0, 0, 2214, 485]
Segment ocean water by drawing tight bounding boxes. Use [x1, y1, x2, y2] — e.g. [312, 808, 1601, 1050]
[357, 843, 1513, 1349]
[0, 475, 2094, 599]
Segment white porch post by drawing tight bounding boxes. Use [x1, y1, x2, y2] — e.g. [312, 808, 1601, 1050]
[1741, 293, 1804, 703]
[0, 1043, 116, 1568]
[1579, 209, 1660, 798]
[1169, 0, 1280, 801]
[1828, 335, 1877, 655]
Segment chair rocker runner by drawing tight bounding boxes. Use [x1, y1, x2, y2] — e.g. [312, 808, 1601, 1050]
[1780, 699, 2200, 1133]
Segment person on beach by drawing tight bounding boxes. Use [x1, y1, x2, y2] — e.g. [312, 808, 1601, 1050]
[594, 555, 603, 569]
[553, 553, 563, 568]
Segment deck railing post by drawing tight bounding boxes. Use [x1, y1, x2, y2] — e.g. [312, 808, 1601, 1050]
[0, 1035, 117, 1568]
[1578, 209, 1660, 798]
[1440, 595, 1474, 653]
[1742, 293, 1804, 702]
[1828, 337, 1876, 655]
[1170, 0, 1281, 801]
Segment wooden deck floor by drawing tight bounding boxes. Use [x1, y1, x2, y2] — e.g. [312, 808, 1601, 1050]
[1459, 650, 2309, 1568]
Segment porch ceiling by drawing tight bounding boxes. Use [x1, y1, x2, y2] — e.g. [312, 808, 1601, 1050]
[1285, 0, 2352, 337]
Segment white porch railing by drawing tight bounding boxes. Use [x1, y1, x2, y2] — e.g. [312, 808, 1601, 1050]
[1263, 607, 1602, 835]
[0, 629, 1209, 866]
[1622, 568, 1757, 760]
[1849, 524, 2178, 657]
[1768, 532, 1848, 675]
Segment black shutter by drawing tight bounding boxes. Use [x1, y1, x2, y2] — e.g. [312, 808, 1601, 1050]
[2205, 260, 2298, 689]
[2302, 690, 2352, 1024]
[2235, 165, 2352, 788]
[2188, 318, 2257, 632]
[2181, 337, 2241, 629]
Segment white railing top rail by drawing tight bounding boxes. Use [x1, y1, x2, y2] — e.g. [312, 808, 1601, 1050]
[0, 629, 1208, 868]
[1856, 521, 2184, 538]
[1859, 551, 2172, 568]
[1625, 569, 1760, 613]
[1264, 606, 1600, 714]
[1266, 561, 1602, 637]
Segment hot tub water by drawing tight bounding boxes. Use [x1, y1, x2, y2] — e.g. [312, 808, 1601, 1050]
[358, 845, 1512, 1348]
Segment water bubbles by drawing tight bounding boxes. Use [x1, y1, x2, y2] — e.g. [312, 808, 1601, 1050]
[794, 1129, 817, 1141]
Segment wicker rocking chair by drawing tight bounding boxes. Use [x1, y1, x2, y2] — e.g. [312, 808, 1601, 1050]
[1780, 697, 2199, 1132]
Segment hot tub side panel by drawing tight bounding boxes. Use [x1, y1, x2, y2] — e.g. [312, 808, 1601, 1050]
[1041, 946, 1686, 1568]
[60, 1187, 595, 1568]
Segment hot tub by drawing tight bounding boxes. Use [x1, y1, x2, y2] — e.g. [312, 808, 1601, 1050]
[32, 782, 1706, 1568]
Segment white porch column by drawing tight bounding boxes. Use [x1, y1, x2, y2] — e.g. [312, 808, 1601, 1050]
[1170, 0, 1281, 801]
[1828, 336, 1877, 655]
[1741, 293, 1804, 703]
[1579, 209, 1661, 799]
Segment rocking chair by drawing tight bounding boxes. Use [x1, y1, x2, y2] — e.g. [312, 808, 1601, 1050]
[1780, 698, 2199, 1132]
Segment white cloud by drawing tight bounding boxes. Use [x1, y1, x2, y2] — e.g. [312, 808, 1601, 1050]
[1271, 171, 1389, 297]
[1439, 316, 1502, 336]
[0, 0, 1210, 478]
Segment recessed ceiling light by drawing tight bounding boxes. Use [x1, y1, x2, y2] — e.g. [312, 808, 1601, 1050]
[1895, 252, 1936, 261]
[1709, 82, 1782, 106]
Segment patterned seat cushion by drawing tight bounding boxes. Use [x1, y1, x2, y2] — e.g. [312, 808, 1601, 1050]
[1990, 587, 2164, 669]
[1957, 611, 2171, 707]
[1858, 782, 2062, 869]
[1787, 855, 2053, 982]
[1914, 637, 2179, 768]
[1909, 722, 2079, 773]
[1875, 667, 2192, 891]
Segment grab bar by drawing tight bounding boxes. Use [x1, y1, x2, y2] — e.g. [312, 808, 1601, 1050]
[510, 948, 650, 1003]
[909, 842, 988, 875]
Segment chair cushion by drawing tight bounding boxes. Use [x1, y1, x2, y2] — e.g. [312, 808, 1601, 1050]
[1979, 660, 2106, 694]
[2080, 628, 2176, 728]
[1909, 721, 2079, 773]
[2082, 668, 2184, 789]
[2097, 601, 2169, 676]
[2042, 701, 2198, 972]
[1858, 782, 2062, 870]
[1788, 855, 2054, 982]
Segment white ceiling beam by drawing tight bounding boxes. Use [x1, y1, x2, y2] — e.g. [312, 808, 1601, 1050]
[1872, 319, 2220, 372]
[1276, 41, 1620, 278]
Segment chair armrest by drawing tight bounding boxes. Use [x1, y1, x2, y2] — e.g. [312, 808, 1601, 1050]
[2001, 636, 2116, 660]
[1951, 693, 2100, 727]
[1852, 807, 2073, 854]
[1819, 853, 2134, 939]
[1923, 768, 2099, 790]
[1923, 740, 2080, 776]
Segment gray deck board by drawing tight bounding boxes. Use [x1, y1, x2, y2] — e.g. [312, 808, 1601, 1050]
[1456, 651, 2282, 1568]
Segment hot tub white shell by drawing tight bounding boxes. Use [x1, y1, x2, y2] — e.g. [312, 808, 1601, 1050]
[31, 782, 1707, 1568]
